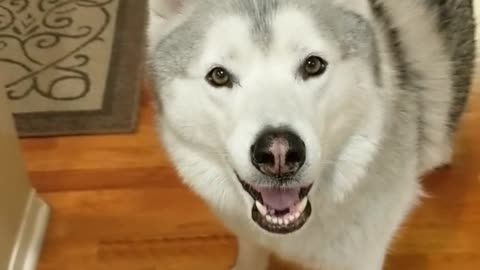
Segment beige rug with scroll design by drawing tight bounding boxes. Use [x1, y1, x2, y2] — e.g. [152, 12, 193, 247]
[0, 0, 145, 137]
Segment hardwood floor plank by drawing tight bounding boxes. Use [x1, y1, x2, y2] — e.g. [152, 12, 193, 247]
[28, 167, 181, 193]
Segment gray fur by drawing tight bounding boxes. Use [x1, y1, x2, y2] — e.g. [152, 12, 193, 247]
[425, 0, 476, 130]
[152, 0, 382, 86]
[370, 0, 476, 132]
[368, 0, 427, 159]
[296, 1, 381, 83]
[369, 0, 420, 90]
[151, 11, 207, 85]
[227, 0, 280, 50]
[368, 0, 475, 160]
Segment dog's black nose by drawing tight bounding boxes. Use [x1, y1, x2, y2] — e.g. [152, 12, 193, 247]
[251, 128, 306, 177]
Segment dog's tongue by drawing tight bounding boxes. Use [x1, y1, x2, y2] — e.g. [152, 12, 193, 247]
[256, 187, 300, 210]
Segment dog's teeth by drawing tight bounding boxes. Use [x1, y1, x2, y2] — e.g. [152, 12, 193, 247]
[283, 218, 290, 225]
[278, 218, 284, 225]
[288, 214, 295, 222]
[266, 215, 273, 223]
[297, 198, 308, 213]
[256, 201, 268, 216]
[266, 216, 273, 223]
[294, 212, 301, 219]
[272, 217, 279, 224]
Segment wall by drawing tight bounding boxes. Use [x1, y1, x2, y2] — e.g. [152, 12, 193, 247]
[0, 92, 36, 269]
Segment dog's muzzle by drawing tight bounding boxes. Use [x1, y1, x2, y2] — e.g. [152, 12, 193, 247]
[238, 127, 312, 234]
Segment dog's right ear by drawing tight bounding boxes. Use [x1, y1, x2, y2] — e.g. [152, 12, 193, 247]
[147, 0, 192, 55]
[149, 0, 191, 20]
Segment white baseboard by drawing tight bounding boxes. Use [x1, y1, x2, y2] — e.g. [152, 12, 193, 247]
[8, 191, 50, 270]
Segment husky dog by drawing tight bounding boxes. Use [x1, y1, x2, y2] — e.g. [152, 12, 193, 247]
[147, 0, 475, 269]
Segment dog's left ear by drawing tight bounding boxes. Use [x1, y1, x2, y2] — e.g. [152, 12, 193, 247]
[333, 0, 373, 20]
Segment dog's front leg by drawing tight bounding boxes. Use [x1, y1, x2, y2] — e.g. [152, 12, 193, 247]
[231, 239, 270, 270]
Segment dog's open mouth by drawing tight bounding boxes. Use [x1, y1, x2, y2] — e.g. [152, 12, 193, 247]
[239, 180, 312, 234]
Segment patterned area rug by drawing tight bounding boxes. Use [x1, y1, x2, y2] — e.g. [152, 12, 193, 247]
[0, 0, 145, 137]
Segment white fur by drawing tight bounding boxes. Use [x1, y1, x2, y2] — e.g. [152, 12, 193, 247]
[147, 0, 467, 269]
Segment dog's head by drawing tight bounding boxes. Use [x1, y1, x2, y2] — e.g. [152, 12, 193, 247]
[148, 0, 389, 235]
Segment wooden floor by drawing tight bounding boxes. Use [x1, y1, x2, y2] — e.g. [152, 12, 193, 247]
[22, 82, 480, 270]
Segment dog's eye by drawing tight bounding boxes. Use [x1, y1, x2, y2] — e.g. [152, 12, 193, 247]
[206, 67, 233, 88]
[301, 56, 328, 79]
